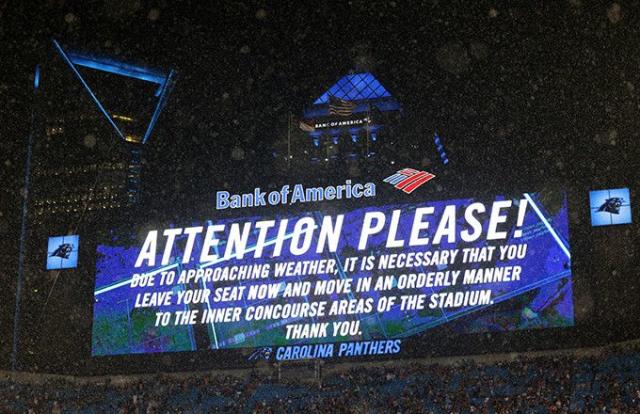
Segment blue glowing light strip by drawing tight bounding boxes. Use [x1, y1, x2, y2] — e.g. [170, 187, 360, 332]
[142, 69, 176, 144]
[208, 243, 225, 349]
[94, 225, 314, 296]
[52, 39, 127, 142]
[34, 65, 40, 90]
[198, 270, 219, 349]
[399, 269, 572, 337]
[199, 225, 316, 269]
[67, 53, 166, 85]
[523, 193, 571, 258]
[94, 262, 179, 296]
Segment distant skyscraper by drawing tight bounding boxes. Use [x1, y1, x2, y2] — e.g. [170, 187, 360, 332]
[14, 40, 175, 370]
[30, 40, 175, 224]
[299, 72, 401, 161]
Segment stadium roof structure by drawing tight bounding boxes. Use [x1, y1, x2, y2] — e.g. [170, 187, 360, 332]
[52, 39, 176, 144]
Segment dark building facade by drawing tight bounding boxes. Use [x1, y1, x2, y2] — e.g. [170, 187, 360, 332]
[30, 41, 175, 224]
[14, 41, 175, 370]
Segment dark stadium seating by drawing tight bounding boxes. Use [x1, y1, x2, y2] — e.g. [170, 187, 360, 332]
[3, 347, 640, 413]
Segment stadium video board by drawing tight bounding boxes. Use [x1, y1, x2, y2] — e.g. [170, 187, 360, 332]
[589, 187, 632, 227]
[91, 184, 573, 361]
[47, 235, 80, 270]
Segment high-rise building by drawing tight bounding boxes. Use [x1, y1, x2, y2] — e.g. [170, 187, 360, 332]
[30, 40, 175, 224]
[299, 72, 401, 162]
[13, 40, 175, 370]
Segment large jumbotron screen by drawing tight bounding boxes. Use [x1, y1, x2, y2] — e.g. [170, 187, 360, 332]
[91, 186, 573, 360]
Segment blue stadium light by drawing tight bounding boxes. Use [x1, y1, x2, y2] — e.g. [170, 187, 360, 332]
[313, 137, 320, 147]
[371, 131, 377, 142]
[33, 65, 40, 90]
[351, 134, 358, 143]
[332, 135, 339, 145]
[434, 132, 449, 165]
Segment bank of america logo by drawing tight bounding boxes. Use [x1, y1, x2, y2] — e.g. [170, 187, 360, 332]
[383, 168, 436, 194]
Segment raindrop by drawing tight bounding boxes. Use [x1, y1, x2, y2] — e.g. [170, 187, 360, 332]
[608, 128, 617, 145]
[231, 146, 245, 160]
[148, 8, 160, 21]
[84, 134, 97, 148]
[607, 3, 622, 24]
[255, 9, 267, 20]
[436, 42, 471, 75]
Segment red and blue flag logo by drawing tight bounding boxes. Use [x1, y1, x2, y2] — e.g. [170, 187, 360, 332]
[383, 168, 435, 194]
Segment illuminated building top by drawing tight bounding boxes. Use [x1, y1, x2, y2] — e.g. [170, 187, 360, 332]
[313, 73, 392, 104]
[304, 72, 401, 119]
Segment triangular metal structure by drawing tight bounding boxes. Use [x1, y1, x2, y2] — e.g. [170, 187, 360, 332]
[52, 39, 176, 145]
